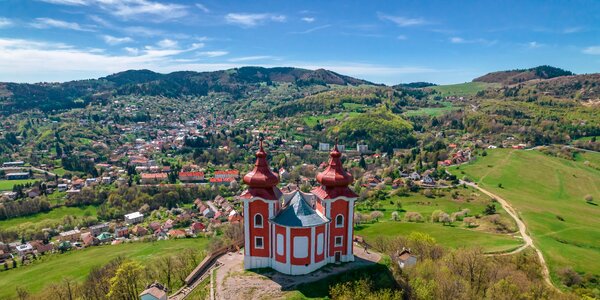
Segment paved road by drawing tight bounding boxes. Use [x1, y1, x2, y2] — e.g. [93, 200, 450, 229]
[461, 180, 557, 290]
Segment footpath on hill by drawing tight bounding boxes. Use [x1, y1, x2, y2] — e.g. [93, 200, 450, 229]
[460, 180, 558, 291]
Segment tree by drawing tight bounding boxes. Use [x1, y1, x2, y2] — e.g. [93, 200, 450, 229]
[107, 261, 143, 300]
[370, 211, 384, 222]
[484, 203, 496, 215]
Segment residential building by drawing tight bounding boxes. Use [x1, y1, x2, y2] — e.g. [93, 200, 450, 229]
[124, 211, 144, 224]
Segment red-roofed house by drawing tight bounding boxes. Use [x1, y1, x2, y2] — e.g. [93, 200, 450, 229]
[141, 173, 168, 184]
[179, 171, 204, 183]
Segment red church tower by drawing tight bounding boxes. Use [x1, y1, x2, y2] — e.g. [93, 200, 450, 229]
[242, 140, 357, 275]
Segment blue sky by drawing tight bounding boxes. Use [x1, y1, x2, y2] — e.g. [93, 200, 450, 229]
[0, 0, 599, 84]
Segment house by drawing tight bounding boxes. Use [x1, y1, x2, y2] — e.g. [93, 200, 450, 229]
[81, 232, 99, 247]
[30, 241, 54, 254]
[85, 178, 98, 186]
[6, 172, 30, 180]
[27, 188, 40, 198]
[115, 226, 129, 238]
[102, 177, 112, 184]
[16, 243, 33, 256]
[357, 144, 368, 153]
[59, 229, 81, 242]
[124, 211, 144, 224]
[72, 179, 85, 189]
[190, 222, 206, 234]
[140, 173, 168, 184]
[408, 172, 421, 181]
[213, 195, 227, 207]
[397, 248, 418, 269]
[209, 177, 234, 185]
[228, 210, 243, 223]
[149, 221, 162, 232]
[2, 161, 24, 167]
[213, 170, 239, 179]
[89, 223, 109, 236]
[421, 176, 435, 185]
[139, 282, 168, 300]
[318, 142, 330, 151]
[131, 225, 148, 237]
[97, 232, 113, 243]
[168, 229, 186, 238]
[202, 207, 215, 219]
[178, 171, 204, 183]
[57, 184, 68, 192]
[392, 178, 405, 189]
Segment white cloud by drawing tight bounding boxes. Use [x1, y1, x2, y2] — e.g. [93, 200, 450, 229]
[582, 46, 600, 55]
[156, 39, 178, 49]
[31, 17, 95, 32]
[102, 35, 133, 45]
[450, 36, 497, 46]
[39, 0, 188, 21]
[378, 13, 427, 27]
[196, 3, 210, 13]
[397, 35, 407, 40]
[228, 55, 277, 62]
[124, 47, 139, 55]
[197, 51, 228, 57]
[225, 13, 286, 27]
[301, 17, 315, 23]
[0, 18, 13, 28]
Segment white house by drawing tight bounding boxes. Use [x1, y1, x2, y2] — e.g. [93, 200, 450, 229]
[318, 142, 330, 151]
[357, 144, 368, 153]
[16, 243, 33, 256]
[139, 283, 167, 300]
[124, 212, 144, 224]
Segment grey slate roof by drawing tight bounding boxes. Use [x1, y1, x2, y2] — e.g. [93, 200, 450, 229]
[270, 191, 329, 227]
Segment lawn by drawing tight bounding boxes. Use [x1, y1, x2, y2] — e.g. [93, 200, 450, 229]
[354, 187, 521, 253]
[0, 205, 98, 231]
[429, 82, 499, 97]
[0, 238, 210, 299]
[303, 112, 361, 127]
[448, 149, 600, 284]
[0, 179, 39, 191]
[402, 102, 457, 117]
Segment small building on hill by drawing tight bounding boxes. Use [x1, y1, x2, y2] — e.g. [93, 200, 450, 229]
[139, 282, 168, 300]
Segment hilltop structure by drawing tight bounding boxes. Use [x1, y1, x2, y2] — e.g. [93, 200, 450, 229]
[241, 140, 357, 275]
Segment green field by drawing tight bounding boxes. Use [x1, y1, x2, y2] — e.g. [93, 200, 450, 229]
[402, 102, 457, 117]
[429, 82, 499, 97]
[354, 187, 521, 253]
[303, 112, 360, 127]
[448, 149, 600, 284]
[0, 238, 210, 299]
[0, 179, 38, 191]
[0, 205, 98, 231]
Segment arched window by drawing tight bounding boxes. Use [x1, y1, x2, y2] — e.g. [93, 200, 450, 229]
[335, 214, 344, 228]
[254, 214, 263, 228]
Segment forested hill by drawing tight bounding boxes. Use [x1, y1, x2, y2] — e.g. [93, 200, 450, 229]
[0, 67, 374, 114]
[473, 65, 574, 85]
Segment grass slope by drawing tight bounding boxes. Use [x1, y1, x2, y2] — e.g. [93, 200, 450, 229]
[429, 82, 499, 97]
[449, 149, 600, 283]
[0, 205, 97, 231]
[0, 238, 210, 299]
[0, 179, 38, 191]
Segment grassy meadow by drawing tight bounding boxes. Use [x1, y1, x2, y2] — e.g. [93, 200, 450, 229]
[354, 187, 523, 253]
[429, 82, 499, 97]
[0, 205, 98, 231]
[0, 179, 39, 191]
[0, 238, 210, 299]
[448, 149, 600, 283]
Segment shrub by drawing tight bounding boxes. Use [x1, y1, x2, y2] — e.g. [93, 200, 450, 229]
[584, 194, 593, 202]
[391, 211, 399, 221]
[422, 189, 433, 198]
[405, 212, 423, 222]
[557, 267, 582, 287]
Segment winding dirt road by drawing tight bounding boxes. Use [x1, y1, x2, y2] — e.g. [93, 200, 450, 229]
[461, 180, 557, 290]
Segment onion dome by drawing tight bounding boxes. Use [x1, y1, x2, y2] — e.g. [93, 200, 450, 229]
[243, 139, 279, 188]
[316, 144, 353, 187]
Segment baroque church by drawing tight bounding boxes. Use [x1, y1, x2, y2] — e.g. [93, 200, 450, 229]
[241, 140, 357, 275]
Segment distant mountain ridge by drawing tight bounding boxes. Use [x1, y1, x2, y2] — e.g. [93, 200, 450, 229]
[0, 67, 374, 113]
[473, 65, 574, 85]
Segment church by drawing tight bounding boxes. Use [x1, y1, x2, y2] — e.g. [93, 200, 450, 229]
[241, 140, 357, 275]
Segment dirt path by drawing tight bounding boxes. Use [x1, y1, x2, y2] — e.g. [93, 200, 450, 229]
[461, 180, 557, 290]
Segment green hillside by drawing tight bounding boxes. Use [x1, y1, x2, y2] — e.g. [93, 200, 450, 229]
[448, 149, 600, 286]
[429, 82, 499, 97]
[0, 238, 209, 299]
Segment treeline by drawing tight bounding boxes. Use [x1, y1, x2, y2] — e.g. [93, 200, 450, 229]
[0, 197, 51, 220]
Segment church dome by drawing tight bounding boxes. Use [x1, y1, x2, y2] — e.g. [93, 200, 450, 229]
[243, 139, 279, 188]
[316, 144, 353, 187]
